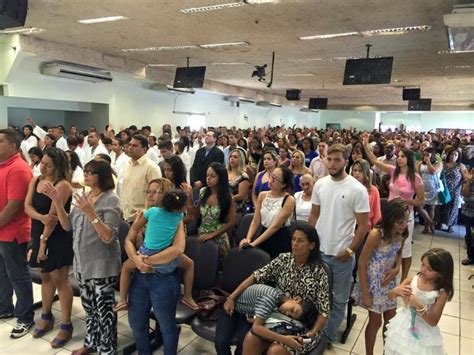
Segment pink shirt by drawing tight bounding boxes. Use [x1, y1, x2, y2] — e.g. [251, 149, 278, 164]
[387, 166, 422, 210]
[368, 185, 381, 229]
[0, 153, 32, 243]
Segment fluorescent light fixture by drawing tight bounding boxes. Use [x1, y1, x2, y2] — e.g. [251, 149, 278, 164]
[279, 73, 314, 77]
[299, 25, 431, 41]
[299, 32, 358, 40]
[180, 2, 246, 13]
[167, 85, 195, 94]
[78, 16, 128, 24]
[122, 45, 198, 52]
[0, 27, 45, 34]
[211, 62, 249, 65]
[199, 41, 249, 49]
[173, 110, 205, 115]
[270, 102, 282, 107]
[442, 65, 472, 69]
[438, 49, 474, 54]
[245, 0, 280, 4]
[147, 64, 177, 67]
[239, 97, 256, 103]
[288, 58, 325, 63]
[361, 25, 431, 36]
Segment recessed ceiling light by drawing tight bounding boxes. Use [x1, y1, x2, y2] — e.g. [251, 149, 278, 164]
[199, 41, 249, 48]
[147, 64, 177, 67]
[279, 73, 315, 77]
[245, 0, 280, 4]
[180, 2, 246, 13]
[299, 25, 431, 40]
[0, 27, 45, 34]
[122, 45, 199, 52]
[78, 16, 128, 24]
[211, 62, 249, 65]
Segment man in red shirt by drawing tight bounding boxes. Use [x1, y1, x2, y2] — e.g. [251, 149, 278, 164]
[0, 129, 34, 338]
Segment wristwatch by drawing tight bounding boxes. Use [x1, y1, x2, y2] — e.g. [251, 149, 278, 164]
[91, 217, 100, 225]
[346, 247, 355, 257]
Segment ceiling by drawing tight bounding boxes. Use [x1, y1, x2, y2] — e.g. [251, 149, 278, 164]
[19, 0, 474, 109]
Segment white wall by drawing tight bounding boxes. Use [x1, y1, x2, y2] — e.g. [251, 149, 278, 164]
[319, 110, 376, 131]
[381, 112, 474, 132]
[2, 55, 318, 131]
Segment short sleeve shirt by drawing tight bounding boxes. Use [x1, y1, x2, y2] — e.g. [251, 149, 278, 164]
[387, 166, 423, 210]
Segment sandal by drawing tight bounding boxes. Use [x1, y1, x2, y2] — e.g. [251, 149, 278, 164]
[112, 301, 128, 312]
[462, 258, 474, 266]
[32, 313, 54, 338]
[181, 298, 200, 311]
[51, 322, 73, 348]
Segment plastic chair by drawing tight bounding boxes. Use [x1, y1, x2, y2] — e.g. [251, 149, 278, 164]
[190, 247, 271, 342]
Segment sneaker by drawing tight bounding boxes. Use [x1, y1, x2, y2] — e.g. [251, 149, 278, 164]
[10, 321, 34, 338]
[0, 312, 14, 320]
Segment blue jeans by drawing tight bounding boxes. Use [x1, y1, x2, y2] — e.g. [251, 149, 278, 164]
[128, 270, 181, 355]
[0, 241, 34, 323]
[138, 246, 180, 274]
[215, 310, 251, 355]
[321, 253, 355, 343]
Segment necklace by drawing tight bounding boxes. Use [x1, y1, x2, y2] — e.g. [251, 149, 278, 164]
[89, 191, 102, 198]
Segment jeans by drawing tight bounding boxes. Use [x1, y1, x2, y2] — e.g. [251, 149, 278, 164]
[321, 253, 355, 343]
[215, 310, 251, 355]
[464, 214, 474, 260]
[0, 241, 34, 324]
[128, 270, 181, 355]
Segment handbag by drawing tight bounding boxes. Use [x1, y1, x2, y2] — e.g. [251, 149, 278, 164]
[196, 287, 229, 321]
[438, 172, 452, 205]
[264, 312, 307, 336]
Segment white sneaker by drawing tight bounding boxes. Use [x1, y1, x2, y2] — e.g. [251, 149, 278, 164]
[10, 321, 34, 338]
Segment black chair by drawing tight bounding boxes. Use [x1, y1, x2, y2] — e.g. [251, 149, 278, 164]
[191, 247, 271, 342]
[232, 213, 261, 246]
[175, 236, 220, 324]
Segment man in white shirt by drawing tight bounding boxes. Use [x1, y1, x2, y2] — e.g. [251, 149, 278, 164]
[373, 143, 396, 179]
[67, 136, 86, 167]
[308, 143, 369, 345]
[54, 126, 68, 151]
[84, 131, 109, 163]
[309, 141, 329, 181]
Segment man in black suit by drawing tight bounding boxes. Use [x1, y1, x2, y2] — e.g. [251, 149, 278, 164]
[190, 131, 224, 188]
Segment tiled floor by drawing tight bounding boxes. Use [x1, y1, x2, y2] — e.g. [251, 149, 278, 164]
[1, 225, 473, 354]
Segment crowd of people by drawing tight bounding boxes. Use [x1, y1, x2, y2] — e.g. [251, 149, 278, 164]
[0, 118, 473, 355]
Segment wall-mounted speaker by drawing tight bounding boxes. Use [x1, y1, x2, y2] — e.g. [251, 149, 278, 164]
[286, 89, 301, 101]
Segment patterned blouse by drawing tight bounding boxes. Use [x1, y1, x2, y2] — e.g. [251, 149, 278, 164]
[253, 252, 331, 351]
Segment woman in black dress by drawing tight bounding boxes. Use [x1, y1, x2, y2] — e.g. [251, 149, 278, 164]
[24, 147, 74, 348]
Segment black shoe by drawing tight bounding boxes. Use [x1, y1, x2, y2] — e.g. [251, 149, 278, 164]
[326, 342, 333, 350]
[0, 312, 14, 320]
[10, 321, 34, 338]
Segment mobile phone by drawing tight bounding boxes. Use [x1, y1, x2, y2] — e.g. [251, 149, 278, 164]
[301, 336, 312, 344]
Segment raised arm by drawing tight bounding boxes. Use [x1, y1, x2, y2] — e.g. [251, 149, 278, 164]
[361, 133, 392, 173]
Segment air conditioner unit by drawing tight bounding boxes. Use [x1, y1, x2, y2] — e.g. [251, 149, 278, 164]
[41, 62, 113, 83]
[255, 100, 271, 107]
[149, 83, 195, 94]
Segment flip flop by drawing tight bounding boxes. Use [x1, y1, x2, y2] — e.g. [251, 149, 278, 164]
[112, 301, 128, 312]
[181, 298, 199, 311]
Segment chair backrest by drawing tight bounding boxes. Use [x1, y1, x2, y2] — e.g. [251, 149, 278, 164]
[220, 247, 271, 293]
[185, 219, 199, 236]
[185, 236, 219, 290]
[118, 221, 130, 263]
[319, 259, 333, 309]
[234, 213, 261, 245]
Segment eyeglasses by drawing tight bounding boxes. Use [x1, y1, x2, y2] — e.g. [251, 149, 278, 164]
[395, 218, 413, 225]
[270, 173, 283, 183]
[83, 170, 97, 176]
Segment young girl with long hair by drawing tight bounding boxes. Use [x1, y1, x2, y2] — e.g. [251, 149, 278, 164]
[352, 199, 408, 355]
[385, 248, 454, 355]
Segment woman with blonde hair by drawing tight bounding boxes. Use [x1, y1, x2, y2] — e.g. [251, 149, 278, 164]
[227, 149, 251, 215]
[289, 150, 311, 193]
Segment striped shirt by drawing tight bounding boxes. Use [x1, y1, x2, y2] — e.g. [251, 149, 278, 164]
[235, 284, 284, 320]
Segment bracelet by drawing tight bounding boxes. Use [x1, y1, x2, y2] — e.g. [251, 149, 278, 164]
[416, 305, 427, 314]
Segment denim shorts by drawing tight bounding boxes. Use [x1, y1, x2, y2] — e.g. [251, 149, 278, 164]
[138, 246, 180, 274]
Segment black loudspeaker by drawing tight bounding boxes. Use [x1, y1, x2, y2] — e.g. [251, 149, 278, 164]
[408, 98, 432, 111]
[286, 89, 301, 101]
[402, 88, 421, 101]
[0, 0, 28, 29]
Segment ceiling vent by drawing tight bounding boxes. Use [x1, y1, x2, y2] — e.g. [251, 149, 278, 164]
[41, 62, 113, 83]
[255, 100, 271, 107]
